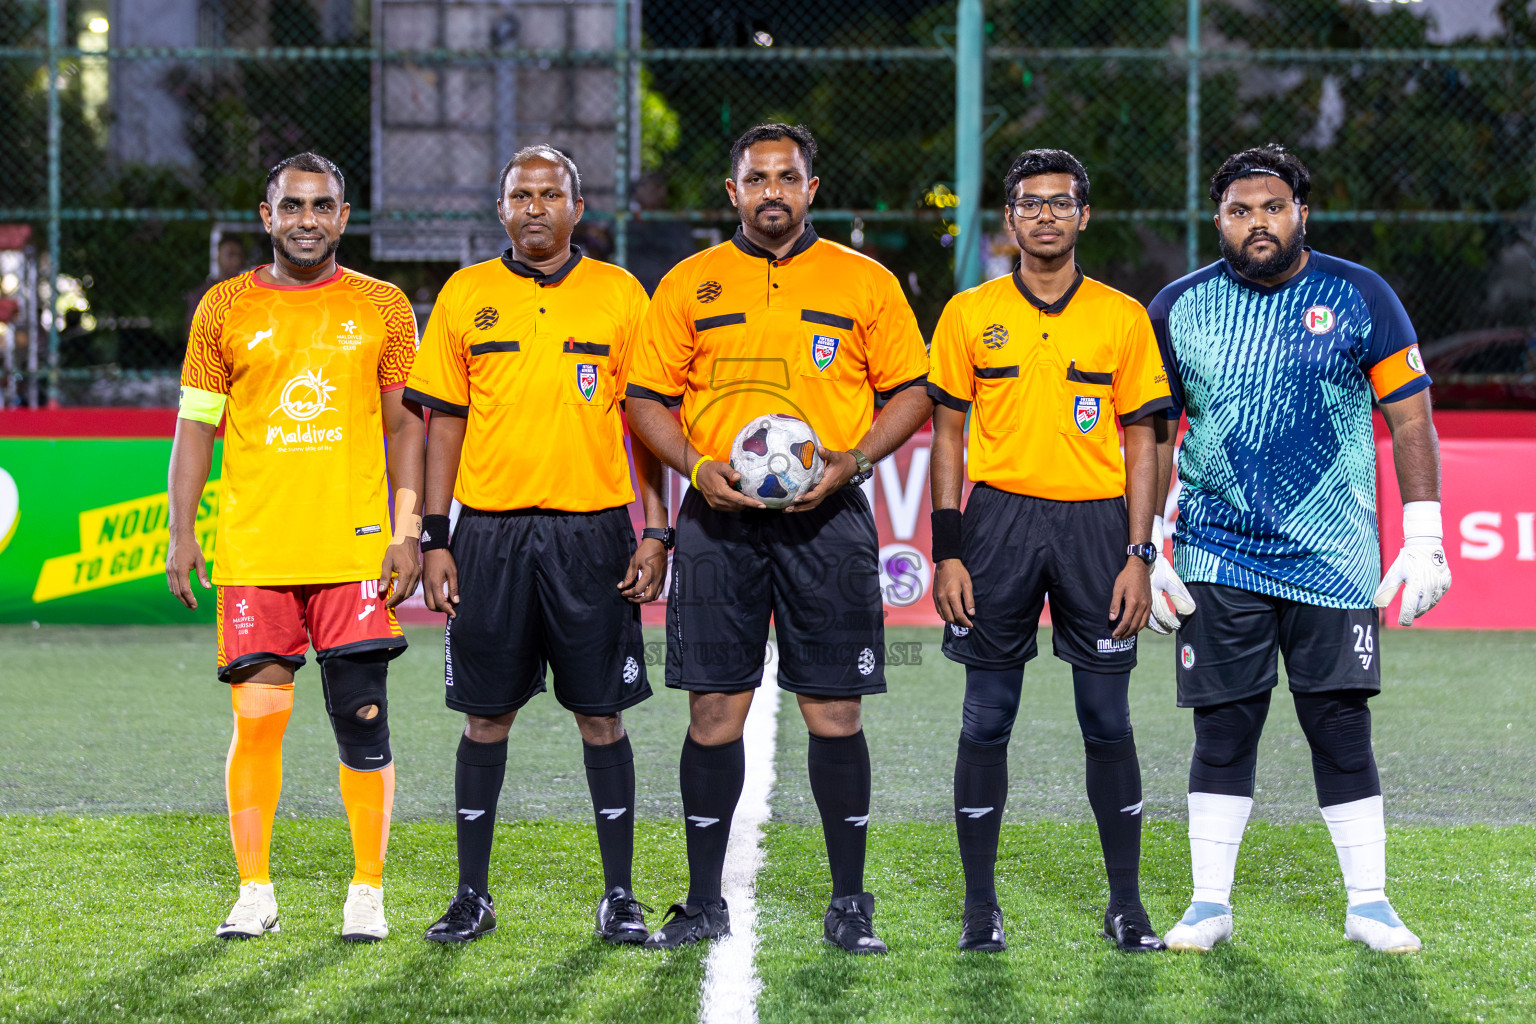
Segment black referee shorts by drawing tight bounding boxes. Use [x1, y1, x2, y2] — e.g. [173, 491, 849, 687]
[1174, 582, 1381, 708]
[444, 505, 651, 717]
[667, 485, 885, 697]
[941, 484, 1137, 672]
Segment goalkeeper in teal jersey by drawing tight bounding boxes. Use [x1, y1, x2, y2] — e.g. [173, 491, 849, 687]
[1146, 144, 1451, 955]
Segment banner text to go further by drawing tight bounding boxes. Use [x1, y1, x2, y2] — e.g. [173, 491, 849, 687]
[32, 483, 219, 603]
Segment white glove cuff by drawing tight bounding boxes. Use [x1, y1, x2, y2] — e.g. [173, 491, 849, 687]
[1402, 501, 1442, 543]
[1152, 515, 1165, 550]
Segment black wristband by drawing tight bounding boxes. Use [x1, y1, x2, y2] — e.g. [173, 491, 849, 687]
[932, 508, 963, 563]
[420, 514, 452, 552]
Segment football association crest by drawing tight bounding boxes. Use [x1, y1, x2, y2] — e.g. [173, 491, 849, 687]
[812, 334, 840, 372]
[982, 323, 1010, 350]
[696, 280, 722, 303]
[1181, 644, 1196, 669]
[1074, 395, 1100, 434]
[1406, 344, 1425, 374]
[577, 363, 598, 402]
[474, 307, 499, 330]
[1302, 304, 1336, 334]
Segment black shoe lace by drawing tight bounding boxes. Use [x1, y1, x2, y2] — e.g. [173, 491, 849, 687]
[611, 895, 653, 925]
[443, 892, 484, 930]
[963, 904, 999, 933]
[836, 904, 876, 941]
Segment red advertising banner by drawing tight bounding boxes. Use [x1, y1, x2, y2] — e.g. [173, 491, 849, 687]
[1377, 438, 1536, 629]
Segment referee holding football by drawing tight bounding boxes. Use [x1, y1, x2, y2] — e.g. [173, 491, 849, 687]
[625, 124, 933, 952]
[404, 146, 669, 945]
[928, 149, 1171, 953]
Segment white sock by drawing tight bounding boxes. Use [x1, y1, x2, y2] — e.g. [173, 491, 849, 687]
[1320, 795, 1387, 907]
[1188, 791, 1253, 907]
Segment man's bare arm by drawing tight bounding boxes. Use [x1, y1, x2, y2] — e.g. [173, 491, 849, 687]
[380, 390, 426, 607]
[165, 418, 218, 609]
[421, 411, 467, 614]
[1378, 390, 1440, 502]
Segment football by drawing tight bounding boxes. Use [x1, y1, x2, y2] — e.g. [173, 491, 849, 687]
[728, 413, 825, 509]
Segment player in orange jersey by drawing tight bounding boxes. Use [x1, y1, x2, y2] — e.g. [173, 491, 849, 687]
[166, 152, 425, 943]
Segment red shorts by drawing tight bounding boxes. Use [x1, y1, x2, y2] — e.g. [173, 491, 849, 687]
[216, 580, 406, 682]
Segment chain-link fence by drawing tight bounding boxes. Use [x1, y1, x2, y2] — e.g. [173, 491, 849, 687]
[2, 0, 1533, 407]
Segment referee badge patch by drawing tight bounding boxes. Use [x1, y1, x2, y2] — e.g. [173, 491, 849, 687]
[696, 280, 722, 303]
[474, 306, 499, 331]
[812, 334, 840, 372]
[1074, 395, 1100, 433]
[577, 363, 598, 402]
[982, 323, 1009, 350]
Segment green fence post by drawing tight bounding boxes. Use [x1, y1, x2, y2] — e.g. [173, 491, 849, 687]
[954, 0, 983, 292]
[1184, 0, 1201, 273]
[45, 0, 60, 408]
[613, 0, 630, 268]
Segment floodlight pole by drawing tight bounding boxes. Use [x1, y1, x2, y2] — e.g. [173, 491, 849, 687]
[613, 0, 630, 268]
[953, 0, 983, 292]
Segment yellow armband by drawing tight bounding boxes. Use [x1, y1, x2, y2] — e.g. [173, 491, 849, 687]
[177, 386, 227, 425]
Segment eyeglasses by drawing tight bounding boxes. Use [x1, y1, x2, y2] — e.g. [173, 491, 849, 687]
[1010, 195, 1082, 219]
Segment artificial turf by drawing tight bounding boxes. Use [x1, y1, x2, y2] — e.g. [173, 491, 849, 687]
[2, 624, 1533, 1023]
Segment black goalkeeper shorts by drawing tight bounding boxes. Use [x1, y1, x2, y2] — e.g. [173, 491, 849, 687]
[1174, 582, 1382, 708]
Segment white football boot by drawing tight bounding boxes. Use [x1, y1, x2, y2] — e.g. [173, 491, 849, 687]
[1162, 902, 1233, 952]
[341, 883, 389, 942]
[1344, 901, 1420, 953]
[215, 881, 280, 939]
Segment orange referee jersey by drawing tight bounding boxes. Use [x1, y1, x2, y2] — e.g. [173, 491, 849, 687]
[179, 266, 418, 584]
[404, 247, 648, 512]
[625, 226, 929, 461]
[928, 268, 1171, 501]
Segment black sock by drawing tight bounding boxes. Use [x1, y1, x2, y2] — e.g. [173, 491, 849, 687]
[1085, 734, 1143, 906]
[807, 730, 871, 898]
[584, 734, 635, 892]
[680, 732, 744, 905]
[954, 734, 1008, 908]
[455, 734, 508, 897]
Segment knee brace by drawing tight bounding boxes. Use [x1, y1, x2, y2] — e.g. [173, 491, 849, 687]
[1293, 691, 1380, 805]
[1189, 693, 1271, 797]
[319, 650, 392, 771]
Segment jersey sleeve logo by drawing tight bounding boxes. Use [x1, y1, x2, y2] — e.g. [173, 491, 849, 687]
[1302, 304, 1336, 335]
[696, 280, 722, 303]
[474, 307, 499, 330]
[1405, 344, 1425, 374]
[1074, 395, 1101, 433]
[577, 362, 598, 401]
[981, 323, 1010, 350]
[811, 334, 840, 372]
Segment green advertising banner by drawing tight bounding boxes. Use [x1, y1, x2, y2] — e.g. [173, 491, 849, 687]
[0, 440, 224, 623]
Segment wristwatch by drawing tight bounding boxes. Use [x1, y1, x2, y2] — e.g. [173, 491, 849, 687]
[847, 448, 874, 486]
[1127, 543, 1158, 565]
[641, 527, 675, 550]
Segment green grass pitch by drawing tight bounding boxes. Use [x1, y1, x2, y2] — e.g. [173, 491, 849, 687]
[1, 624, 1533, 1023]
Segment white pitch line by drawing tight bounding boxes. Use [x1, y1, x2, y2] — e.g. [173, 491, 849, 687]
[698, 642, 781, 1024]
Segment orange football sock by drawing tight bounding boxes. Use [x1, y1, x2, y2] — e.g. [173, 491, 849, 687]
[340, 762, 395, 888]
[226, 683, 294, 886]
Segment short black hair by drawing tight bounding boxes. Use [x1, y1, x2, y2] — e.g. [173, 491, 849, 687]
[265, 152, 345, 204]
[1209, 144, 1310, 205]
[1003, 148, 1090, 206]
[729, 123, 817, 179]
[498, 145, 583, 202]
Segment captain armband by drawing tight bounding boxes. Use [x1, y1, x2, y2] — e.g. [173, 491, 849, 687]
[177, 386, 227, 425]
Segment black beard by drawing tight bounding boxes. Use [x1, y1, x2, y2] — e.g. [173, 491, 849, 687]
[1221, 229, 1304, 280]
[749, 204, 796, 239]
[274, 234, 339, 269]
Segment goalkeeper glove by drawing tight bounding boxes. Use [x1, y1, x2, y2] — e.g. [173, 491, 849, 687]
[1147, 515, 1196, 635]
[1373, 501, 1452, 627]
